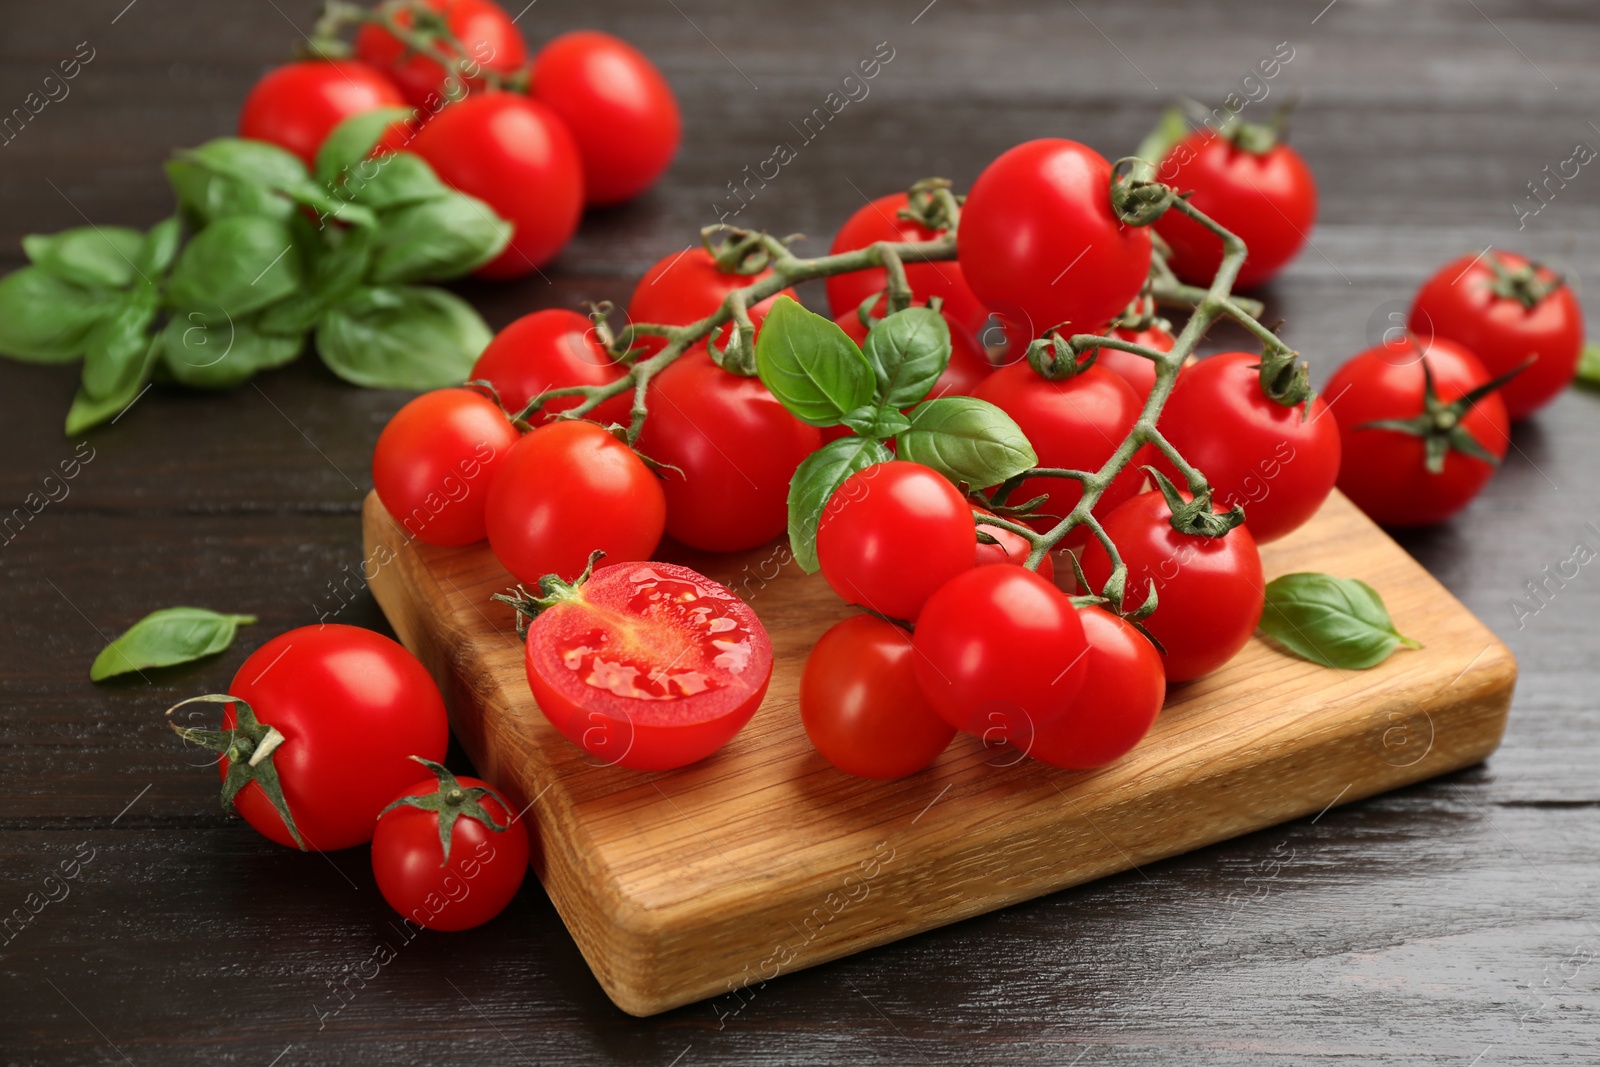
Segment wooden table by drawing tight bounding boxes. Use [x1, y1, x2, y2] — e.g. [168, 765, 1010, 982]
[3, 1, 1596, 1062]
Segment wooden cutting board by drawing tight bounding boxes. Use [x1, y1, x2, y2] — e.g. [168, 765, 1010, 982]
[362, 488, 1515, 1017]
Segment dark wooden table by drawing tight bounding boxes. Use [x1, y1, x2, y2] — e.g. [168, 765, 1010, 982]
[4, 1, 1598, 1063]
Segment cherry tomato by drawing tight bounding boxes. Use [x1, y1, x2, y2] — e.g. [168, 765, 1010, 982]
[521, 561, 772, 770]
[470, 309, 630, 423]
[204, 626, 449, 851]
[972, 361, 1147, 544]
[825, 193, 988, 340]
[625, 247, 798, 359]
[1080, 490, 1265, 684]
[1154, 351, 1341, 544]
[353, 0, 528, 108]
[816, 461, 975, 621]
[1088, 322, 1175, 403]
[238, 61, 408, 167]
[371, 763, 529, 931]
[485, 420, 665, 584]
[912, 565, 1089, 742]
[372, 388, 520, 547]
[1027, 608, 1165, 770]
[972, 507, 1055, 582]
[1409, 250, 1584, 420]
[800, 615, 955, 780]
[960, 139, 1152, 338]
[834, 299, 993, 398]
[1153, 129, 1317, 289]
[636, 347, 820, 552]
[531, 31, 680, 205]
[1324, 338, 1509, 527]
[411, 92, 583, 277]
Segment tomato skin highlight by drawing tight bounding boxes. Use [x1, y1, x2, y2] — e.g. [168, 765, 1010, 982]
[485, 420, 665, 585]
[1154, 130, 1318, 290]
[816, 461, 976, 621]
[960, 139, 1152, 338]
[353, 0, 528, 109]
[371, 776, 529, 931]
[412, 92, 584, 277]
[522, 562, 773, 770]
[221, 626, 449, 851]
[1080, 491, 1265, 684]
[801, 615, 955, 780]
[1154, 351, 1342, 544]
[636, 348, 821, 553]
[1324, 338, 1510, 527]
[531, 31, 681, 205]
[238, 61, 408, 167]
[470, 309, 630, 424]
[1409, 250, 1584, 420]
[625, 248, 797, 360]
[373, 388, 520, 546]
[1027, 608, 1165, 770]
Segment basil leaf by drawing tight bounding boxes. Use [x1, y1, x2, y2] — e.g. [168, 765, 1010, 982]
[309, 226, 373, 303]
[862, 306, 951, 407]
[89, 606, 257, 681]
[1575, 341, 1600, 388]
[315, 285, 490, 389]
[82, 290, 159, 400]
[256, 292, 325, 337]
[161, 315, 303, 389]
[896, 395, 1037, 487]
[786, 436, 894, 573]
[343, 152, 453, 212]
[136, 217, 183, 277]
[23, 226, 145, 289]
[0, 267, 109, 363]
[839, 405, 911, 439]
[174, 138, 376, 230]
[754, 295, 875, 427]
[64, 336, 161, 435]
[166, 159, 295, 226]
[167, 216, 303, 319]
[314, 107, 416, 185]
[1258, 572, 1421, 670]
[368, 193, 512, 283]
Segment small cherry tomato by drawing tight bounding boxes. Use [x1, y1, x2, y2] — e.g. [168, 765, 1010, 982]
[1087, 321, 1175, 403]
[800, 615, 955, 780]
[972, 507, 1055, 582]
[485, 420, 665, 584]
[625, 247, 798, 359]
[354, 0, 528, 108]
[372, 388, 520, 546]
[816, 461, 975, 621]
[371, 760, 529, 931]
[531, 31, 681, 205]
[1027, 608, 1165, 770]
[238, 61, 408, 167]
[470, 309, 630, 423]
[519, 561, 773, 770]
[1409, 250, 1583, 420]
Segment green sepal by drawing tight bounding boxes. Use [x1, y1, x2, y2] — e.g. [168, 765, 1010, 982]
[165, 694, 306, 850]
[380, 756, 513, 866]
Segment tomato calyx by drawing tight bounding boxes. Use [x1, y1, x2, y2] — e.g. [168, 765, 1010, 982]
[380, 756, 511, 865]
[1025, 331, 1095, 381]
[1254, 344, 1316, 409]
[307, 1, 528, 94]
[899, 177, 961, 233]
[1110, 158, 1177, 227]
[1147, 466, 1247, 538]
[703, 225, 777, 276]
[492, 549, 605, 637]
[1354, 356, 1528, 474]
[1486, 253, 1566, 311]
[165, 694, 306, 850]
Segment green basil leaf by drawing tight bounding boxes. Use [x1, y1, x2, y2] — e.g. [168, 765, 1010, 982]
[82, 290, 159, 400]
[896, 395, 1037, 487]
[161, 315, 303, 389]
[0, 267, 109, 363]
[862, 306, 951, 408]
[1575, 341, 1600, 388]
[786, 436, 894, 573]
[343, 152, 453, 212]
[136, 217, 183, 277]
[64, 336, 161, 435]
[369, 192, 513, 284]
[174, 138, 376, 230]
[166, 159, 295, 226]
[1258, 572, 1421, 670]
[167, 216, 303, 319]
[839, 405, 911, 439]
[23, 226, 145, 289]
[754, 295, 875, 427]
[309, 226, 374, 302]
[256, 292, 325, 337]
[315, 285, 490, 389]
[89, 606, 258, 681]
[314, 107, 416, 185]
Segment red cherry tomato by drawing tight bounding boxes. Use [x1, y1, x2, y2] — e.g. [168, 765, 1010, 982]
[960, 139, 1152, 338]
[1153, 129, 1317, 290]
[972, 361, 1147, 544]
[1409, 250, 1584, 420]
[636, 347, 821, 553]
[1080, 490, 1265, 683]
[238, 61, 407, 167]
[206, 626, 449, 851]
[1088, 322, 1175, 403]
[1027, 608, 1165, 770]
[372, 388, 520, 547]
[521, 561, 772, 770]
[625, 247, 798, 359]
[816, 461, 975, 621]
[826, 193, 988, 340]
[800, 615, 955, 780]
[485, 420, 665, 584]
[353, 0, 528, 109]
[371, 765, 529, 931]
[411, 92, 583, 277]
[972, 507, 1055, 582]
[1324, 338, 1510, 527]
[531, 31, 681, 205]
[1154, 351, 1341, 544]
[470, 309, 630, 423]
[912, 565, 1089, 742]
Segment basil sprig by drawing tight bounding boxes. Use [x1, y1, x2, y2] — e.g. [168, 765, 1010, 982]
[1257, 572, 1421, 669]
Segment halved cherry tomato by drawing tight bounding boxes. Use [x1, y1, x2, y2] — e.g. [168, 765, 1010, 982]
[470, 309, 630, 423]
